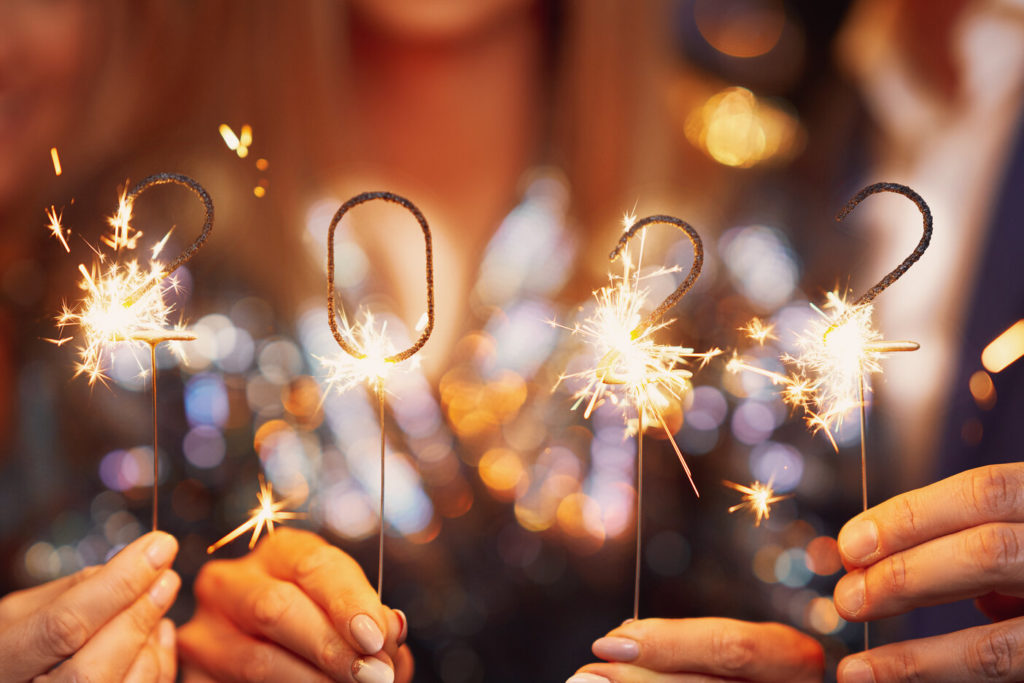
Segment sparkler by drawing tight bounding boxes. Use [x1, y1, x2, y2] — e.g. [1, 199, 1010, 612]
[724, 479, 790, 527]
[321, 191, 435, 598]
[207, 475, 305, 553]
[54, 173, 214, 530]
[556, 214, 719, 619]
[730, 182, 932, 648]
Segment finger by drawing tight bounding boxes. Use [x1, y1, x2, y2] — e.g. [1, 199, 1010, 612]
[838, 464, 1024, 568]
[258, 529, 390, 656]
[158, 618, 177, 683]
[54, 569, 180, 681]
[568, 667, 737, 682]
[591, 618, 822, 681]
[178, 607, 335, 683]
[834, 523, 1024, 621]
[0, 566, 102, 623]
[976, 592, 1024, 622]
[123, 622, 164, 683]
[195, 558, 390, 681]
[837, 617, 1024, 682]
[0, 531, 178, 680]
[393, 645, 414, 683]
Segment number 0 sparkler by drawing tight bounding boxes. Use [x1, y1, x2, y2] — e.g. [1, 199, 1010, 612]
[320, 191, 435, 599]
[556, 214, 719, 620]
[54, 173, 214, 530]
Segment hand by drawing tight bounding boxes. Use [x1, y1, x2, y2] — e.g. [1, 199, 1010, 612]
[834, 463, 1024, 682]
[0, 531, 180, 682]
[567, 617, 824, 682]
[178, 528, 413, 683]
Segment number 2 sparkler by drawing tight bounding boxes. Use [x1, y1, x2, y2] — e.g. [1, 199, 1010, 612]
[556, 214, 720, 619]
[730, 182, 932, 646]
[319, 191, 435, 599]
[53, 173, 214, 530]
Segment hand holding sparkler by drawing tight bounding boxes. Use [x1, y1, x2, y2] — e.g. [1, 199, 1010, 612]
[568, 617, 823, 683]
[834, 463, 1024, 682]
[0, 532, 179, 681]
[321, 191, 435, 600]
[181, 529, 412, 683]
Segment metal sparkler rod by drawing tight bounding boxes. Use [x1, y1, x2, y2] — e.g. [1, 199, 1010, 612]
[121, 173, 215, 307]
[610, 215, 704, 337]
[326, 191, 435, 363]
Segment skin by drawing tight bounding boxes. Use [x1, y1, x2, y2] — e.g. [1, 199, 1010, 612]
[0, 531, 179, 682]
[179, 528, 412, 683]
[834, 463, 1024, 682]
[571, 617, 824, 683]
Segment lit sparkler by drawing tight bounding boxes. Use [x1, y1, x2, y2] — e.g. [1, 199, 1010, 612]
[730, 182, 932, 648]
[53, 173, 214, 530]
[321, 191, 435, 598]
[724, 479, 790, 527]
[207, 475, 305, 553]
[556, 214, 718, 620]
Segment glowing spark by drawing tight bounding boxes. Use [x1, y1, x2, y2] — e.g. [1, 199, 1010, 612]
[317, 310, 409, 398]
[55, 184, 193, 385]
[219, 123, 252, 158]
[50, 147, 62, 176]
[729, 290, 918, 449]
[982, 319, 1024, 374]
[45, 206, 70, 253]
[151, 227, 173, 261]
[45, 337, 73, 347]
[724, 479, 790, 526]
[207, 475, 304, 553]
[741, 317, 775, 345]
[219, 124, 240, 150]
[553, 235, 719, 496]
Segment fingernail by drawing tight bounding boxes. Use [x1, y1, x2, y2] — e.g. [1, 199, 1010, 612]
[840, 519, 878, 562]
[148, 570, 180, 608]
[566, 674, 611, 683]
[353, 657, 394, 683]
[620, 617, 636, 627]
[350, 614, 385, 654]
[159, 619, 175, 649]
[839, 657, 875, 683]
[145, 532, 178, 568]
[394, 609, 408, 645]
[592, 636, 639, 662]
[834, 573, 866, 616]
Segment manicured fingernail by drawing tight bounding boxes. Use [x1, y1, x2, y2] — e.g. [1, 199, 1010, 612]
[839, 657, 875, 683]
[394, 609, 408, 645]
[834, 573, 866, 616]
[159, 619, 175, 649]
[840, 519, 878, 562]
[353, 657, 394, 683]
[148, 570, 180, 608]
[145, 532, 178, 568]
[566, 674, 611, 683]
[350, 614, 385, 654]
[592, 636, 639, 662]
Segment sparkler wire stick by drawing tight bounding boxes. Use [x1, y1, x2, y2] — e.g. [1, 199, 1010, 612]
[634, 408, 644, 621]
[325, 191, 435, 598]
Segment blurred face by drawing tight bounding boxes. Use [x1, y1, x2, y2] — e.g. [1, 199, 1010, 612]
[347, 0, 536, 41]
[0, 0, 93, 207]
